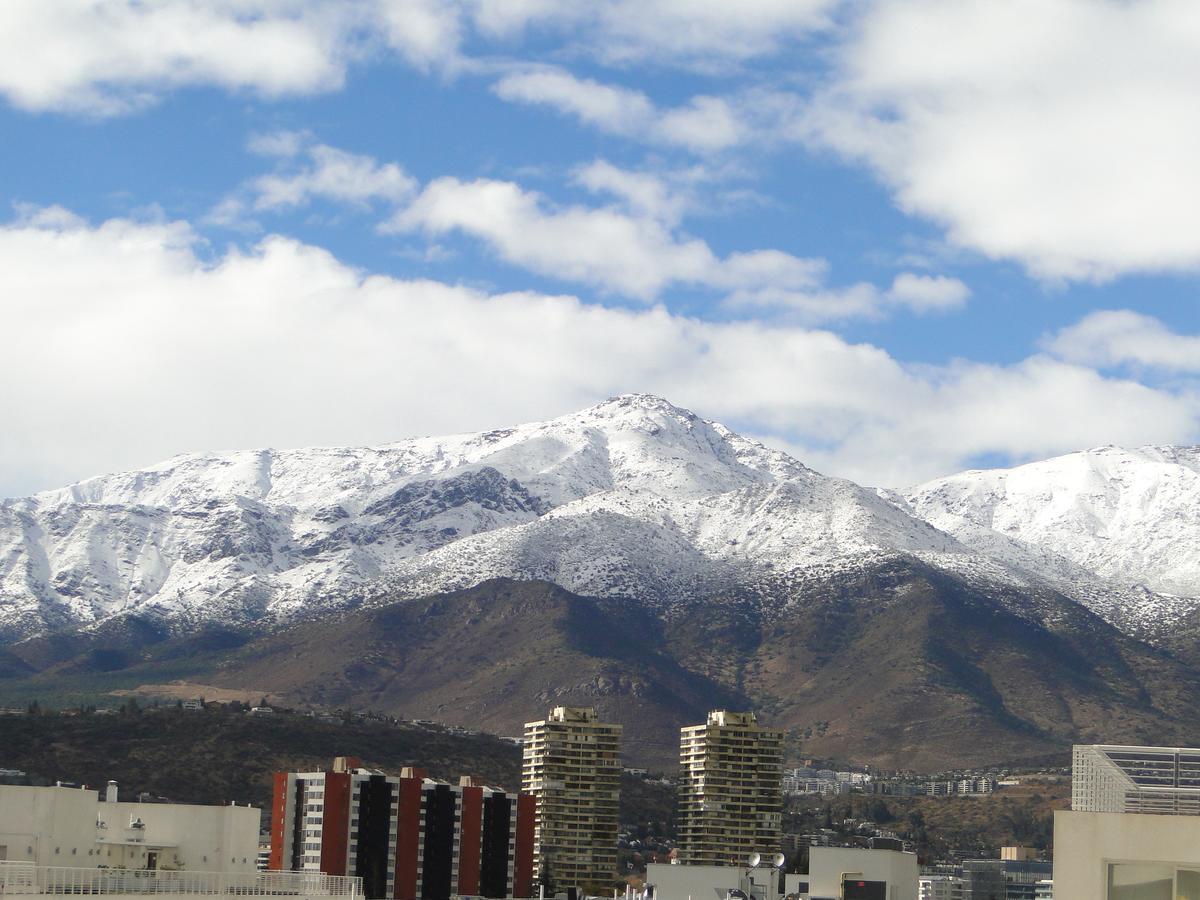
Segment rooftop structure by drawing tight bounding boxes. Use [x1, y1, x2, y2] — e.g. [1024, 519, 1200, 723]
[0, 783, 259, 874]
[1073, 744, 1200, 815]
[1056, 743, 1200, 899]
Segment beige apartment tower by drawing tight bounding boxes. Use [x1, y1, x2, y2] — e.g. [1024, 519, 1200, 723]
[522, 706, 622, 892]
[678, 710, 784, 866]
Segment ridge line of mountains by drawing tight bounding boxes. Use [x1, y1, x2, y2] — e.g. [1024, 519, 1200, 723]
[4, 393, 1200, 769]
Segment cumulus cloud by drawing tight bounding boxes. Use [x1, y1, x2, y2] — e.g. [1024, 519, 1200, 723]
[385, 174, 839, 303]
[0, 2, 348, 114]
[215, 141, 965, 322]
[492, 68, 745, 152]
[1042, 310, 1200, 373]
[250, 142, 418, 211]
[798, 0, 1200, 281]
[472, 0, 838, 67]
[0, 0, 834, 116]
[886, 273, 970, 313]
[725, 271, 969, 320]
[1, 209, 1195, 497]
[207, 134, 418, 227]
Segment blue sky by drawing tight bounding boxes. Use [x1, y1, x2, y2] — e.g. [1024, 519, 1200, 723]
[1, 0, 1199, 496]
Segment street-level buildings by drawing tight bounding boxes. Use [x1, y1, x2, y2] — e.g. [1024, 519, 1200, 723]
[269, 758, 534, 900]
[677, 710, 783, 867]
[522, 707, 621, 892]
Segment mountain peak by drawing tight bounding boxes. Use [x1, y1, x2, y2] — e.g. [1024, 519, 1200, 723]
[576, 392, 700, 425]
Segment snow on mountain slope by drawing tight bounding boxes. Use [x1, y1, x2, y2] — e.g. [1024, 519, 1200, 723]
[0, 394, 973, 640]
[905, 445, 1200, 629]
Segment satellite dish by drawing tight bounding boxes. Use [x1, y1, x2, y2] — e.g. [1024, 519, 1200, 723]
[747, 853, 761, 868]
[771, 853, 786, 869]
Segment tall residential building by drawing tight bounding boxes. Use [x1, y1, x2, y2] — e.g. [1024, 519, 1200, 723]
[270, 758, 535, 900]
[522, 707, 622, 891]
[677, 710, 783, 866]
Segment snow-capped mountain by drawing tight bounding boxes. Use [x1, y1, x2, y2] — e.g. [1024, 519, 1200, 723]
[905, 445, 1200, 633]
[0, 394, 969, 640]
[1, 395, 1197, 644]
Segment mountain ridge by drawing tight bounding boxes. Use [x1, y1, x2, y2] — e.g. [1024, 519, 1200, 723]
[2, 394, 1198, 647]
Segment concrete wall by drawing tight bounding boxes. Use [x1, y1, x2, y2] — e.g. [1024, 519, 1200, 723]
[0, 785, 100, 866]
[108, 802, 259, 873]
[646, 863, 767, 900]
[1053, 809, 1200, 900]
[0, 785, 259, 874]
[804, 847, 918, 900]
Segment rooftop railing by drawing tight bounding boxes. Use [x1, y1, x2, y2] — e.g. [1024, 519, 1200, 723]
[0, 864, 360, 900]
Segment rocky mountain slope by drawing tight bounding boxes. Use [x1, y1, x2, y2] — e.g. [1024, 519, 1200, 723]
[0, 394, 972, 641]
[3, 395, 1198, 645]
[5, 396, 1200, 768]
[8, 575, 1200, 770]
[904, 446, 1200, 636]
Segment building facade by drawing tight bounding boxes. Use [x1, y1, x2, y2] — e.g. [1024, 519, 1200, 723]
[522, 707, 621, 892]
[961, 860, 1006, 900]
[269, 758, 534, 900]
[677, 710, 783, 866]
[0, 783, 259, 873]
[919, 874, 965, 900]
[1052, 743, 1200, 899]
[1072, 744, 1200, 814]
[787, 847, 918, 900]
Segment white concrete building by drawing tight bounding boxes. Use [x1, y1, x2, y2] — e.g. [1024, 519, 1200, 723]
[1053, 744, 1200, 899]
[788, 847, 918, 900]
[0, 783, 258, 873]
[645, 863, 748, 900]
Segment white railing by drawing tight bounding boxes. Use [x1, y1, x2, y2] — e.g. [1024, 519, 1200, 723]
[0, 864, 360, 900]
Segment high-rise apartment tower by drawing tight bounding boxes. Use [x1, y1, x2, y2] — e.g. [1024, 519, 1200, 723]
[522, 707, 621, 892]
[678, 710, 783, 866]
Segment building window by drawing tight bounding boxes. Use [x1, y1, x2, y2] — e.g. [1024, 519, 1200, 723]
[1109, 863, 1173, 899]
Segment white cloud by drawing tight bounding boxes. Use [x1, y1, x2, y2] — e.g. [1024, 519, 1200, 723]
[886, 273, 970, 313]
[386, 174, 840, 303]
[799, 0, 1200, 281]
[247, 130, 313, 158]
[472, 0, 838, 67]
[207, 136, 418, 226]
[1, 209, 1195, 497]
[1042, 310, 1200, 373]
[251, 142, 417, 210]
[0, 0, 835, 116]
[492, 67, 746, 152]
[387, 175, 720, 298]
[726, 271, 970, 321]
[0, 2, 352, 115]
[571, 160, 691, 225]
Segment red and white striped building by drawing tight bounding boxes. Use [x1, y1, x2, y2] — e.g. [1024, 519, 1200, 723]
[269, 758, 535, 900]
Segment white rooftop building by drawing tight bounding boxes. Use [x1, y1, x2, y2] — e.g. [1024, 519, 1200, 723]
[0, 783, 360, 900]
[1055, 744, 1200, 900]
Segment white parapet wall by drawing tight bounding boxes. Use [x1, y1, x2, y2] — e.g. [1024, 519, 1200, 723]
[1053, 809, 1200, 900]
[0, 862, 362, 900]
